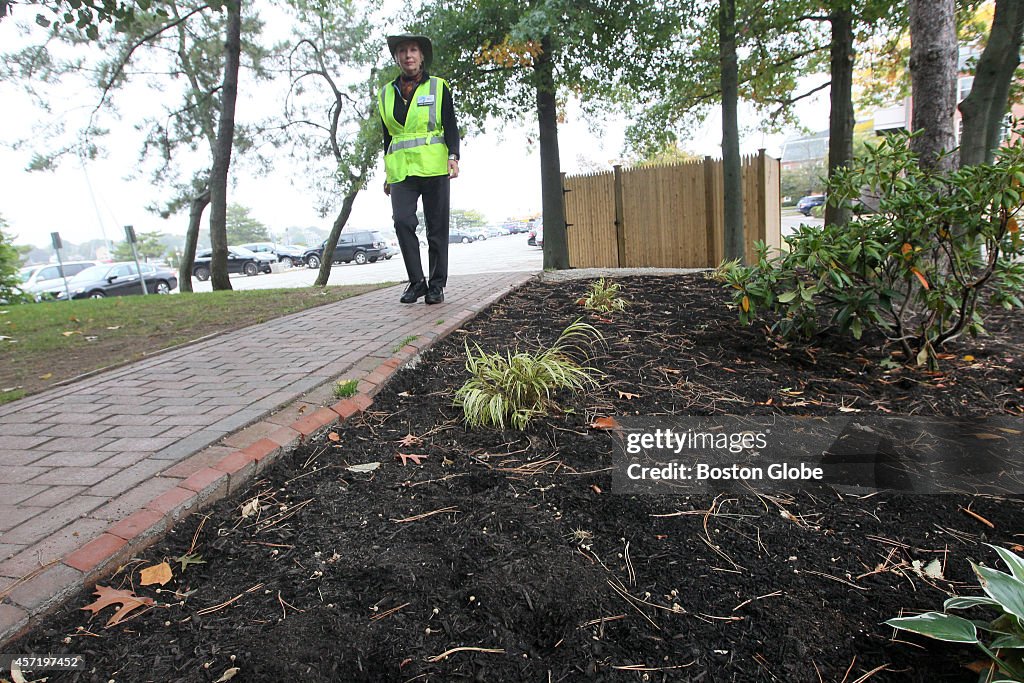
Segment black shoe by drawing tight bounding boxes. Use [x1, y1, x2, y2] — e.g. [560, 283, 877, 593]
[424, 285, 444, 304]
[400, 280, 427, 303]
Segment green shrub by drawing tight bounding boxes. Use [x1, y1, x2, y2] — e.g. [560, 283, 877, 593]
[717, 130, 1024, 367]
[0, 223, 30, 305]
[885, 544, 1024, 681]
[454, 319, 603, 430]
[579, 278, 628, 313]
[332, 379, 358, 399]
[810, 204, 825, 219]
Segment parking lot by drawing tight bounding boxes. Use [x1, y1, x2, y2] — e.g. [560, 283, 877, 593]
[188, 232, 542, 292]
[781, 209, 824, 236]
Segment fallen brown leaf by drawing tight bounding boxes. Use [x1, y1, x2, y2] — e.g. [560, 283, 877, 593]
[139, 561, 173, 586]
[397, 433, 423, 447]
[590, 416, 619, 430]
[396, 452, 428, 466]
[214, 667, 240, 682]
[964, 660, 992, 674]
[327, 432, 341, 442]
[81, 585, 154, 626]
[616, 390, 640, 400]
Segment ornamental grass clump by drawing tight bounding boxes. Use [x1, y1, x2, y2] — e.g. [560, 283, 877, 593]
[332, 379, 358, 399]
[885, 544, 1024, 682]
[454, 319, 603, 430]
[717, 128, 1024, 367]
[580, 278, 628, 313]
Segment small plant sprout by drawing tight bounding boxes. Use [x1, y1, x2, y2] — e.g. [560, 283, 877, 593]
[580, 278, 628, 313]
[393, 334, 418, 353]
[332, 379, 358, 399]
[454, 318, 603, 430]
[885, 544, 1024, 681]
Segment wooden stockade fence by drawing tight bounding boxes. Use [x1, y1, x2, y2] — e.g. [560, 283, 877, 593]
[562, 150, 781, 268]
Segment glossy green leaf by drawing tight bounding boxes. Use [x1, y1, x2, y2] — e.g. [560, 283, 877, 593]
[989, 545, 1024, 582]
[972, 562, 1024, 622]
[989, 634, 1024, 649]
[944, 596, 1000, 611]
[884, 613, 979, 643]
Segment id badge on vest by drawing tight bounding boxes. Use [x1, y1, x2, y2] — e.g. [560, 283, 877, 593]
[416, 94, 436, 106]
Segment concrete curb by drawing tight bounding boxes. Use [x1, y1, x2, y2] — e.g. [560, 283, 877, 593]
[0, 273, 532, 648]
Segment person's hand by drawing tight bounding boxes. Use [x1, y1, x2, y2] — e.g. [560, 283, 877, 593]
[384, 182, 391, 196]
[448, 159, 459, 179]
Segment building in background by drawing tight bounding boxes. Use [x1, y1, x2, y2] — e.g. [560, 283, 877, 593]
[872, 47, 1024, 143]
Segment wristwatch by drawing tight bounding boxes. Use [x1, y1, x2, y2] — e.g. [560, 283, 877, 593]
[448, 154, 458, 161]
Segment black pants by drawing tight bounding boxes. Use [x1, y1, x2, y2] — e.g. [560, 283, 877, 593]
[390, 174, 450, 288]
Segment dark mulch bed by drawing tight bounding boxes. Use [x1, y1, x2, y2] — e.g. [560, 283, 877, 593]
[10, 274, 1024, 682]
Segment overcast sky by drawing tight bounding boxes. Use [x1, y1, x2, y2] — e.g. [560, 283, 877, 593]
[0, 7, 827, 250]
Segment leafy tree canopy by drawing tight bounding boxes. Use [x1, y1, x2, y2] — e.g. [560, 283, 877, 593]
[112, 230, 168, 260]
[225, 204, 270, 244]
[855, 0, 994, 109]
[415, 0, 689, 133]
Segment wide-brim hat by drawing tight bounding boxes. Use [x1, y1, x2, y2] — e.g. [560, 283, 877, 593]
[387, 33, 433, 68]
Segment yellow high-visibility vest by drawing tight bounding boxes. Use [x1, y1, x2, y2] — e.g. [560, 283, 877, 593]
[378, 76, 450, 184]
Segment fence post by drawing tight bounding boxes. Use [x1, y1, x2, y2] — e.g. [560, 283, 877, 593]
[613, 164, 625, 267]
[703, 156, 716, 266]
[560, 172, 570, 268]
[757, 148, 767, 254]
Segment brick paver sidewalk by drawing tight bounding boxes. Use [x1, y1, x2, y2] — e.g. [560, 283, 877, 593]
[0, 271, 534, 644]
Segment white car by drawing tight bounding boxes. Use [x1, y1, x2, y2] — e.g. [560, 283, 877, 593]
[18, 261, 98, 300]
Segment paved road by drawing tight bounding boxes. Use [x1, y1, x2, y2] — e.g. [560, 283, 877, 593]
[189, 233, 542, 291]
[782, 210, 824, 237]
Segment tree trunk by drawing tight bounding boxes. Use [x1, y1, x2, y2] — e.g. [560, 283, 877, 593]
[536, 35, 568, 270]
[720, 0, 744, 263]
[208, 0, 242, 291]
[959, 0, 1024, 166]
[178, 188, 210, 293]
[909, 0, 958, 173]
[315, 189, 359, 287]
[825, 4, 855, 227]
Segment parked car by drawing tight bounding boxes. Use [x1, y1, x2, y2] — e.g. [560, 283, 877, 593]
[239, 242, 306, 268]
[55, 262, 177, 299]
[449, 230, 474, 244]
[796, 194, 826, 216]
[192, 247, 273, 281]
[303, 230, 388, 268]
[18, 261, 98, 300]
[465, 228, 488, 241]
[527, 227, 544, 248]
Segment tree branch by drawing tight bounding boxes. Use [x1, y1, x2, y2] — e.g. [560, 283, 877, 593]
[767, 79, 832, 108]
[90, 3, 211, 121]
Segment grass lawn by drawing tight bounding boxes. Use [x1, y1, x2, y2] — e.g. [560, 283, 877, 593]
[0, 284, 392, 404]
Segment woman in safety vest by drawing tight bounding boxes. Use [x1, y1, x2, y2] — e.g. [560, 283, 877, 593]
[379, 33, 461, 305]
